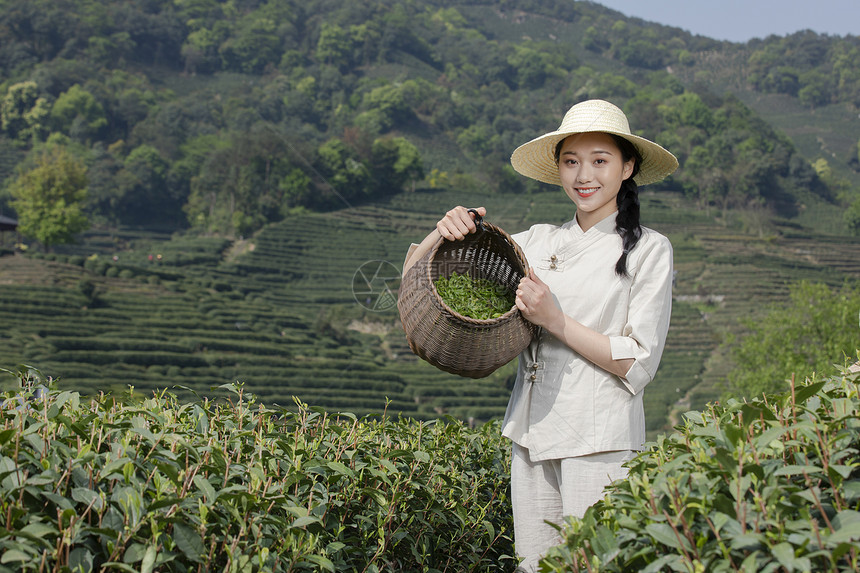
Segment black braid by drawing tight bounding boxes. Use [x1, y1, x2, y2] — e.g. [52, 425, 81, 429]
[614, 177, 641, 277]
[608, 134, 642, 277]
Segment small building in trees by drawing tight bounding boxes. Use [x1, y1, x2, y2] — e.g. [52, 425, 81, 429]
[0, 215, 20, 248]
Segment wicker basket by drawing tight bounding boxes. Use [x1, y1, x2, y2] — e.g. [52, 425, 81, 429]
[398, 212, 538, 378]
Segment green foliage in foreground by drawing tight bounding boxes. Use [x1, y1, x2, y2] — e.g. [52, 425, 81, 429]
[0, 370, 515, 572]
[541, 370, 860, 572]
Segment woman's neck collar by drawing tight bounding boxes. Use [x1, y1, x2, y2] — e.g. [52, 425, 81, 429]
[575, 209, 618, 232]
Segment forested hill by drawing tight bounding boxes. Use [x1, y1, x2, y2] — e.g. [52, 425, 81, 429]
[1, 0, 859, 237]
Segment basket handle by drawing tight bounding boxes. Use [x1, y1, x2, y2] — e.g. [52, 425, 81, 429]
[467, 208, 486, 232]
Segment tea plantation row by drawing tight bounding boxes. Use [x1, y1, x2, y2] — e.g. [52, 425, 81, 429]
[1, 359, 856, 572]
[0, 373, 516, 572]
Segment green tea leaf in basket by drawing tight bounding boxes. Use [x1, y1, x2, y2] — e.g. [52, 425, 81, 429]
[435, 272, 516, 320]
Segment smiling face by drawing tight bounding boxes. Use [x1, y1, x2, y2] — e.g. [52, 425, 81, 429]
[557, 132, 636, 231]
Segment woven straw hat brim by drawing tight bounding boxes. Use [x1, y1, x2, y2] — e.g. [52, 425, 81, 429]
[510, 100, 679, 187]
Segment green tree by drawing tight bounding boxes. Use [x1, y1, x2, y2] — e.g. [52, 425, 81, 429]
[219, 15, 282, 73]
[355, 83, 413, 134]
[583, 26, 608, 52]
[50, 84, 108, 142]
[114, 144, 178, 225]
[659, 92, 714, 133]
[844, 199, 860, 236]
[506, 44, 567, 88]
[8, 147, 89, 249]
[316, 138, 370, 203]
[1, 81, 50, 145]
[316, 23, 354, 70]
[390, 137, 424, 191]
[181, 25, 228, 74]
[86, 32, 137, 67]
[725, 281, 860, 398]
[369, 137, 424, 194]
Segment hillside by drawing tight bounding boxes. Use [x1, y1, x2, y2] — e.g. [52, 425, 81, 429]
[2, 0, 860, 436]
[1, 0, 858, 235]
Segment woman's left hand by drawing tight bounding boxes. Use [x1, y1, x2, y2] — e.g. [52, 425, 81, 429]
[515, 268, 561, 330]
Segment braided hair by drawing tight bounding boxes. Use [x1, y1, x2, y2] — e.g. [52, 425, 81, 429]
[608, 134, 642, 277]
[555, 134, 643, 277]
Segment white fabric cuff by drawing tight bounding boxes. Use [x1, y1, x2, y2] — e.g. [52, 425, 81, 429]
[609, 335, 636, 360]
[609, 336, 650, 395]
[621, 360, 651, 395]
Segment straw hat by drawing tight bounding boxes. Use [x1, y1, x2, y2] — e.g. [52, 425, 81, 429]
[510, 99, 678, 187]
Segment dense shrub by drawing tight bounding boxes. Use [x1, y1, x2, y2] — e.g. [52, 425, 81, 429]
[540, 369, 860, 572]
[0, 370, 515, 572]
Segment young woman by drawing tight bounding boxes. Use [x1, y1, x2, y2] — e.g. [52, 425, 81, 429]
[418, 99, 678, 571]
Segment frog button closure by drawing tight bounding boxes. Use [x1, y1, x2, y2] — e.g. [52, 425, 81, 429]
[526, 361, 545, 383]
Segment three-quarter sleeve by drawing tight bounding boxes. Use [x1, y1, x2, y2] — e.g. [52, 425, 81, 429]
[608, 232, 674, 395]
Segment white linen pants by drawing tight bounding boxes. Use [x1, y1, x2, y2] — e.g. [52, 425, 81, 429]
[511, 443, 634, 572]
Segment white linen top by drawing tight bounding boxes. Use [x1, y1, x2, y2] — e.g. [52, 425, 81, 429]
[501, 212, 673, 461]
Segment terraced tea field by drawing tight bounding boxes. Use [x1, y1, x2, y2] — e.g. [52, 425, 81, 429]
[2, 188, 859, 436]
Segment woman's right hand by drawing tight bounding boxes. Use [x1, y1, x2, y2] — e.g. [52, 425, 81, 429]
[437, 206, 487, 241]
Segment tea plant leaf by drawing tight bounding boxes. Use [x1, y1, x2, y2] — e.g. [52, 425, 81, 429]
[361, 487, 388, 506]
[25, 472, 55, 486]
[644, 523, 685, 550]
[592, 525, 620, 563]
[829, 510, 860, 544]
[0, 429, 15, 446]
[793, 381, 827, 404]
[291, 516, 322, 529]
[68, 548, 93, 573]
[172, 522, 205, 562]
[304, 554, 335, 572]
[101, 562, 138, 573]
[774, 464, 823, 477]
[829, 523, 860, 545]
[827, 464, 852, 479]
[772, 542, 797, 570]
[843, 480, 860, 503]
[326, 541, 346, 554]
[326, 461, 354, 476]
[216, 383, 240, 395]
[140, 544, 157, 573]
[20, 522, 56, 538]
[435, 272, 515, 320]
[740, 403, 777, 422]
[130, 426, 158, 443]
[148, 496, 183, 511]
[0, 549, 31, 564]
[71, 487, 103, 510]
[193, 475, 216, 502]
[830, 398, 855, 418]
[123, 543, 147, 564]
[11, 529, 52, 550]
[731, 534, 764, 551]
[640, 554, 680, 573]
[752, 425, 788, 450]
[99, 457, 132, 479]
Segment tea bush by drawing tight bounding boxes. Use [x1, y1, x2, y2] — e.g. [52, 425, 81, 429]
[0, 369, 515, 572]
[541, 370, 860, 572]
